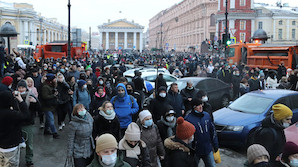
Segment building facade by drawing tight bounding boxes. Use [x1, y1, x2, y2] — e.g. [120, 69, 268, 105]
[0, 2, 68, 49]
[98, 19, 144, 51]
[148, 0, 218, 52]
[216, 0, 298, 44]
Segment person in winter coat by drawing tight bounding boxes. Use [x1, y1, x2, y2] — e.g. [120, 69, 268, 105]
[248, 72, 261, 91]
[279, 141, 298, 167]
[254, 104, 293, 166]
[40, 73, 59, 139]
[266, 71, 278, 89]
[119, 122, 151, 167]
[0, 76, 13, 91]
[87, 133, 131, 167]
[126, 82, 142, 114]
[156, 107, 177, 142]
[148, 86, 170, 123]
[155, 73, 167, 90]
[26, 77, 38, 98]
[15, 55, 26, 70]
[167, 83, 185, 118]
[164, 117, 196, 167]
[93, 101, 121, 142]
[277, 61, 287, 82]
[90, 86, 109, 117]
[277, 77, 291, 89]
[195, 90, 213, 121]
[185, 98, 219, 167]
[0, 91, 30, 167]
[73, 80, 91, 111]
[16, 80, 41, 167]
[110, 83, 139, 136]
[137, 110, 165, 167]
[232, 69, 242, 100]
[56, 73, 72, 130]
[180, 81, 199, 112]
[244, 144, 270, 167]
[67, 104, 95, 167]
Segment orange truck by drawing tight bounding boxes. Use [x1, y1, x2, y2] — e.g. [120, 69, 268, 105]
[228, 43, 298, 69]
[33, 42, 87, 61]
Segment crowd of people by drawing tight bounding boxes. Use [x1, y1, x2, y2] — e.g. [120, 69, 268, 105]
[0, 47, 297, 167]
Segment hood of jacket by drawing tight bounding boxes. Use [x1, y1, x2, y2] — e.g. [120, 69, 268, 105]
[116, 83, 128, 99]
[261, 114, 284, 130]
[164, 136, 192, 152]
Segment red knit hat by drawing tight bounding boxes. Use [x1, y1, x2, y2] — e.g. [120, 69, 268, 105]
[1, 76, 13, 86]
[176, 117, 196, 140]
[282, 141, 298, 162]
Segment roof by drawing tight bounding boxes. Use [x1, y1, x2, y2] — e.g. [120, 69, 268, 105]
[98, 19, 144, 30]
[254, 3, 298, 16]
[248, 89, 298, 99]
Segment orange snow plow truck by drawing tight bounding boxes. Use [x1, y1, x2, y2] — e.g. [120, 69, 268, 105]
[33, 42, 88, 61]
[227, 43, 298, 69]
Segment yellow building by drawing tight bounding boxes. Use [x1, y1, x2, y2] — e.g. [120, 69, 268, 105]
[98, 19, 144, 51]
[254, 3, 298, 44]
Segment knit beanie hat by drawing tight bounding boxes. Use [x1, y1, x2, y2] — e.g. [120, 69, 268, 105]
[176, 117, 196, 140]
[17, 79, 27, 89]
[125, 122, 141, 141]
[191, 98, 203, 108]
[139, 110, 152, 122]
[77, 80, 86, 88]
[46, 73, 55, 81]
[282, 141, 298, 162]
[96, 133, 118, 153]
[272, 104, 293, 121]
[1, 76, 13, 86]
[247, 144, 270, 164]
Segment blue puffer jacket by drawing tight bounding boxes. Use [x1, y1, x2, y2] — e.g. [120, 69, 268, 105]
[73, 88, 91, 111]
[111, 83, 139, 129]
[185, 110, 219, 156]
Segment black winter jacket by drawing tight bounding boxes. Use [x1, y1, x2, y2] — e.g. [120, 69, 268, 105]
[57, 81, 71, 104]
[89, 94, 109, 116]
[180, 87, 199, 112]
[166, 89, 185, 118]
[92, 113, 121, 141]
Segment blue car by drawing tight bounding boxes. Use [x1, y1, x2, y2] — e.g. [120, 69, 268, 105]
[213, 89, 298, 148]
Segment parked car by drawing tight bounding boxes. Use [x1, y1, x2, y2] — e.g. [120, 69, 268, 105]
[175, 77, 233, 110]
[213, 89, 298, 148]
[123, 67, 170, 76]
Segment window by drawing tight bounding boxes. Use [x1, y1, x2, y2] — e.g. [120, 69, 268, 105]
[210, 14, 215, 26]
[292, 21, 296, 26]
[258, 22, 263, 29]
[240, 33, 246, 42]
[292, 29, 296, 39]
[279, 20, 283, 25]
[278, 29, 283, 40]
[240, 0, 246, 6]
[240, 20, 246, 30]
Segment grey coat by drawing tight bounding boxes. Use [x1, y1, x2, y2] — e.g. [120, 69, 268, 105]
[67, 112, 95, 159]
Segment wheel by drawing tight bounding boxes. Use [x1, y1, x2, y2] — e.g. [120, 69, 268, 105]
[221, 95, 230, 107]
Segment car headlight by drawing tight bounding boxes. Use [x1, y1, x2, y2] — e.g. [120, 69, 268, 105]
[226, 126, 244, 131]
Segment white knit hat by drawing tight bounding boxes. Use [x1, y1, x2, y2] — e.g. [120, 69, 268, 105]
[139, 110, 152, 122]
[125, 122, 141, 141]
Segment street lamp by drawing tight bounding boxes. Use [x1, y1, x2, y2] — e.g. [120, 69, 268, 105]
[39, 18, 43, 45]
[224, 0, 229, 58]
[0, 22, 18, 54]
[67, 0, 71, 60]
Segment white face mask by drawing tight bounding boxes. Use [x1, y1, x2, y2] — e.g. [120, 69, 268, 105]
[83, 85, 87, 89]
[166, 116, 175, 122]
[189, 135, 194, 144]
[99, 80, 104, 85]
[20, 91, 26, 95]
[202, 96, 208, 102]
[283, 122, 290, 128]
[101, 152, 117, 165]
[159, 93, 166, 98]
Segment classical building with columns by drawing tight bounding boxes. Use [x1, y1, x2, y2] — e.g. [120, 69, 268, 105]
[0, 2, 67, 49]
[98, 19, 144, 51]
[216, 0, 298, 44]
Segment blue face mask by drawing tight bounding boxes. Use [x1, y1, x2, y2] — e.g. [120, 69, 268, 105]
[106, 109, 114, 115]
[78, 110, 87, 116]
[143, 119, 153, 128]
[289, 159, 298, 167]
[60, 69, 65, 73]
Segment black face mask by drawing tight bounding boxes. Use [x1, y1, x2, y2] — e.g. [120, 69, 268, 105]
[126, 140, 139, 148]
[127, 89, 133, 95]
[254, 162, 270, 167]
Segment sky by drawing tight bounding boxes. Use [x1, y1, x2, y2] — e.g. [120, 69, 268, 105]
[2, 0, 298, 33]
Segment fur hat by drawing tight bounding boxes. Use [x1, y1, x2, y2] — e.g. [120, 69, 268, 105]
[176, 117, 196, 140]
[247, 144, 270, 164]
[96, 133, 118, 153]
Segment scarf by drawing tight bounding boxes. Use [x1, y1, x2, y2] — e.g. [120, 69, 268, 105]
[160, 116, 176, 137]
[95, 91, 106, 98]
[118, 139, 140, 159]
[99, 110, 115, 120]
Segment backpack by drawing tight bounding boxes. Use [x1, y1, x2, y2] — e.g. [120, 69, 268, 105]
[112, 95, 135, 107]
[251, 126, 277, 146]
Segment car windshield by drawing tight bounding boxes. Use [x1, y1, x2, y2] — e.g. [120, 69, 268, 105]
[228, 94, 274, 114]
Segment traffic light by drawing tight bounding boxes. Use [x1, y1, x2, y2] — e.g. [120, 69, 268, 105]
[226, 39, 231, 46]
[222, 33, 231, 45]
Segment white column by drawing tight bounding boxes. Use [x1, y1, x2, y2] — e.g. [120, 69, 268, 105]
[106, 32, 109, 50]
[140, 32, 143, 52]
[229, 19, 235, 37]
[29, 22, 33, 44]
[24, 21, 29, 42]
[251, 0, 254, 9]
[286, 19, 290, 40]
[115, 32, 118, 49]
[99, 32, 103, 49]
[216, 22, 219, 40]
[230, 0, 235, 9]
[18, 20, 23, 45]
[273, 20, 276, 40]
[251, 20, 255, 38]
[44, 29, 46, 44]
[133, 32, 137, 49]
[218, 0, 221, 11]
[124, 32, 127, 49]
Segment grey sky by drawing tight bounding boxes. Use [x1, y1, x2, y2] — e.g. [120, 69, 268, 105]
[2, 0, 298, 33]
